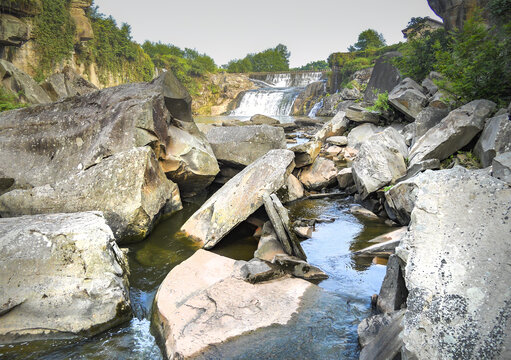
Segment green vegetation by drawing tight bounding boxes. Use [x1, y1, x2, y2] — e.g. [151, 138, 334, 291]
[0, 88, 27, 112]
[226, 44, 290, 73]
[142, 42, 218, 96]
[32, 0, 75, 81]
[382, 185, 394, 192]
[348, 29, 386, 52]
[366, 91, 391, 113]
[488, 0, 511, 23]
[294, 60, 329, 71]
[395, 13, 511, 106]
[441, 151, 481, 169]
[77, 6, 154, 84]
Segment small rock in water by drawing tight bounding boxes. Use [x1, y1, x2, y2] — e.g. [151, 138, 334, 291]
[294, 226, 313, 239]
[236, 258, 283, 284]
[350, 205, 379, 219]
[273, 254, 328, 281]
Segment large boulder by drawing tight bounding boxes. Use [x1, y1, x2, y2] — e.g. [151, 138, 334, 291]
[314, 111, 349, 142]
[409, 100, 496, 167]
[298, 157, 338, 190]
[41, 66, 98, 101]
[206, 125, 286, 167]
[0, 212, 131, 344]
[474, 114, 511, 167]
[347, 123, 382, 149]
[396, 166, 511, 359]
[0, 14, 29, 46]
[0, 147, 181, 243]
[364, 52, 402, 103]
[0, 71, 218, 196]
[0, 60, 51, 104]
[388, 78, 428, 120]
[352, 128, 408, 198]
[180, 149, 295, 249]
[153, 249, 314, 359]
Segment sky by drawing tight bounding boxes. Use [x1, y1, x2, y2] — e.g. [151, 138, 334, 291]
[93, 0, 441, 68]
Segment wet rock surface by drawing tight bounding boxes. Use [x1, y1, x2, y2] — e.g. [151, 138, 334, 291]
[0, 212, 131, 344]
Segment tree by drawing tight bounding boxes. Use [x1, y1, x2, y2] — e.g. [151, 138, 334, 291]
[348, 29, 386, 52]
[226, 44, 290, 73]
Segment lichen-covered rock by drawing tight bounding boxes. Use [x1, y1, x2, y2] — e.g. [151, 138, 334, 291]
[153, 250, 314, 359]
[0, 147, 181, 243]
[0, 212, 131, 344]
[298, 157, 338, 190]
[474, 114, 511, 167]
[388, 78, 428, 120]
[396, 166, 511, 359]
[409, 99, 496, 167]
[180, 149, 295, 248]
[352, 128, 408, 198]
[206, 125, 286, 167]
[290, 140, 321, 168]
[492, 152, 511, 185]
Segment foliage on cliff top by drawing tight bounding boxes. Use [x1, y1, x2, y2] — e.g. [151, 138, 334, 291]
[32, 0, 75, 81]
[225, 44, 290, 73]
[395, 13, 511, 105]
[77, 6, 154, 84]
[142, 41, 217, 96]
[294, 60, 329, 71]
[348, 29, 386, 52]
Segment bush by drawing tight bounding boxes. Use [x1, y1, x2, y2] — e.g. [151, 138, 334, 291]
[33, 0, 75, 80]
[434, 15, 511, 105]
[0, 88, 27, 112]
[393, 28, 448, 82]
[366, 91, 391, 113]
[226, 44, 290, 73]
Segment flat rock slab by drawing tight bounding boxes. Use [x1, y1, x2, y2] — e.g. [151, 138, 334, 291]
[396, 167, 511, 359]
[206, 125, 286, 167]
[0, 147, 182, 243]
[0, 212, 131, 344]
[154, 250, 314, 359]
[181, 149, 295, 248]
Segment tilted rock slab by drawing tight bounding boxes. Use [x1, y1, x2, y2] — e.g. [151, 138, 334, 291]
[0, 147, 182, 243]
[388, 78, 428, 120]
[352, 127, 408, 199]
[396, 167, 511, 359]
[181, 149, 295, 248]
[206, 125, 286, 167]
[0, 59, 51, 104]
[314, 111, 349, 142]
[153, 250, 314, 360]
[409, 99, 496, 167]
[0, 71, 218, 196]
[474, 114, 511, 167]
[0, 212, 131, 344]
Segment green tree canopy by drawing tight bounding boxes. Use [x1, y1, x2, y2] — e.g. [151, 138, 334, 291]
[348, 29, 386, 52]
[295, 60, 329, 71]
[226, 44, 290, 73]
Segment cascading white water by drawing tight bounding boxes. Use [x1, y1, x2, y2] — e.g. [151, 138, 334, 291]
[232, 72, 325, 117]
[231, 88, 300, 116]
[308, 98, 324, 118]
[263, 72, 324, 87]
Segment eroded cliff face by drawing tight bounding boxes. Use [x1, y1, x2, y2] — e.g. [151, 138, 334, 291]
[427, 0, 491, 30]
[192, 72, 256, 115]
[0, 0, 124, 89]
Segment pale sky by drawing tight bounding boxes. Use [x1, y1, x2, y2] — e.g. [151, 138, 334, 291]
[93, 0, 441, 68]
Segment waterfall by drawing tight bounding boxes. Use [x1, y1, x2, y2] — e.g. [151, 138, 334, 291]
[231, 71, 325, 117]
[308, 99, 324, 118]
[262, 72, 324, 87]
[231, 88, 300, 116]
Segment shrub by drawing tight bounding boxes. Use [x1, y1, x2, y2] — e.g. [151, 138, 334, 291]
[0, 88, 27, 112]
[434, 15, 511, 105]
[366, 91, 391, 113]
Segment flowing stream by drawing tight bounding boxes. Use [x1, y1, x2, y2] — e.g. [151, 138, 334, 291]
[0, 157, 393, 359]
